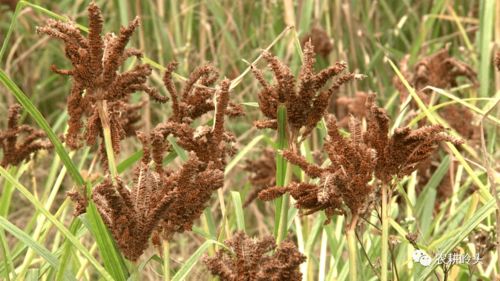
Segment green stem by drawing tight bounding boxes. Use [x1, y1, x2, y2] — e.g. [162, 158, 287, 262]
[163, 240, 170, 281]
[347, 215, 359, 281]
[276, 163, 292, 244]
[381, 183, 389, 281]
[97, 100, 118, 180]
[274, 104, 288, 241]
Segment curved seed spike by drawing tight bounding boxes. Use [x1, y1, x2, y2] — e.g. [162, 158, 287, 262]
[87, 1, 104, 77]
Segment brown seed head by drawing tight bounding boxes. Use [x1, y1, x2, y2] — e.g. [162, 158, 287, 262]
[252, 41, 353, 139]
[203, 232, 306, 281]
[0, 104, 52, 167]
[37, 2, 166, 161]
[301, 26, 333, 58]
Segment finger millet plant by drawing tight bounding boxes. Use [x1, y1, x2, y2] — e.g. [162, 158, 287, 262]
[0, 1, 499, 281]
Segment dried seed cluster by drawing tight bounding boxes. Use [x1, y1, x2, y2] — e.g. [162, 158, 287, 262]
[35, 1, 242, 261]
[151, 73, 239, 239]
[242, 148, 276, 207]
[260, 94, 462, 225]
[395, 47, 477, 105]
[86, 129, 225, 260]
[69, 70, 236, 260]
[335, 91, 371, 127]
[0, 104, 52, 167]
[251, 40, 355, 139]
[154, 63, 243, 169]
[393, 48, 479, 204]
[259, 115, 376, 224]
[203, 232, 306, 281]
[394, 48, 479, 142]
[300, 26, 333, 58]
[162, 61, 244, 124]
[364, 95, 463, 184]
[37, 2, 167, 160]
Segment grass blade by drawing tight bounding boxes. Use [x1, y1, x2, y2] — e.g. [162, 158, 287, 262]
[478, 0, 495, 98]
[230, 191, 245, 231]
[0, 216, 76, 281]
[416, 198, 496, 280]
[0, 167, 114, 281]
[171, 240, 227, 281]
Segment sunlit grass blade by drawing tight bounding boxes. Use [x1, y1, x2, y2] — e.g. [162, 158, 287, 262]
[0, 216, 76, 281]
[171, 240, 228, 281]
[230, 191, 245, 231]
[0, 167, 114, 281]
[0, 225, 13, 280]
[478, 0, 495, 98]
[416, 156, 449, 237]
[416, 198, 496, 280]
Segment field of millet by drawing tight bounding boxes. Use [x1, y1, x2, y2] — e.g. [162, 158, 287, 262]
[0, 0, 499, 280]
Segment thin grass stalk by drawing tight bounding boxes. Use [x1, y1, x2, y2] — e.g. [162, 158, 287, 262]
[381, 182, 389, 281]
[347, 215, 359, 281]
[0, 167, 18, 281]
[163, 240, 171, 281]
[480, 97, 500, 273]
[275, 104, 289, 243]
[55, 210, 80, 281]
[318, 229, 327, 281]
[17, 163, 69, 278]
[0, 167, 115, 281]
[0, 230, 12, 281]
[294, 212, 307, 280]
[277, 163, 292, 244]
[76, 244, 98, 279]
[48, 201, 68, 248]
[217, 189, 231, 239]
[96, 100, 118, 179]
[0, 1, 23, 64]
[202, 212, 215, 256]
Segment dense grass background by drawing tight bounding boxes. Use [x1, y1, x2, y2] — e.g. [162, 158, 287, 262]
[0, 0, 499, 280]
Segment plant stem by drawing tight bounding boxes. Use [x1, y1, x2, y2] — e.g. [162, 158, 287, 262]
[163, 240, 170, 281]
[318, 229, 327, 281]
[347, 215, 358, 281]
[274, 104, 288, 241]
[277, 162, 292, 244]
[381, 182, 389, 281]
[96, 100, 118, 180]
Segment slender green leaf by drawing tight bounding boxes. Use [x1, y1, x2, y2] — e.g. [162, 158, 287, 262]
[417, 156, 450, 236]
[478, 0, 495, 98]
[171, 240, 228, 281]
[0, 216, 76, 281]
[416, 198, 496, 280]
[0, 167, 114, 281]
[230, 191, 245, 231]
